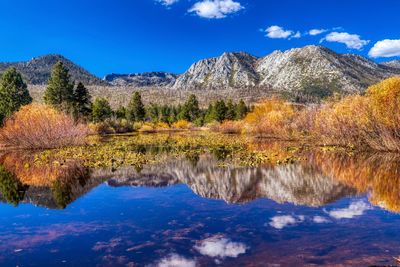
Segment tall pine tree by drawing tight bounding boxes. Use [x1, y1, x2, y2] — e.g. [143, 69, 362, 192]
[92, 98, 112, 122]
[179, 94, 200, 122]
[235, 99, 248, 119]
[127, 92, 146, 122]
[0, 67, 32, 123]
[73, 82, 92, 118]
[44, 61, 74, 112]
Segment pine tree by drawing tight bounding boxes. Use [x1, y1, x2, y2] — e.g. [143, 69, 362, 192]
[92, 98, 112, 122]
[127, 92, 146, 122]
[168, 106, 178, 124]
[159, 105, 170, 123]
[0, 67, 32, 122]
[235, 99, 248, 120]
[44, 61, 74, 112]
[115, 106, 127, 119]
[225, 100, 236, 120]
[204, 103, 215, 123]
[214, 100, 227, 122]
[73, 82, 92, 118]
[146, 103, 159, 122]
[179, 94, 200, 122]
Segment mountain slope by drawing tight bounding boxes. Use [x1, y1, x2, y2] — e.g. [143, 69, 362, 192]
[381, 60, 400, 69]
[104, 72, 178, 87]
[172, 46, 400, 96]
[0, 55, 105, 85]
[173, 52, 259, 90]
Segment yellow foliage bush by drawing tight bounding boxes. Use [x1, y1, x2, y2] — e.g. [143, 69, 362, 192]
[172, 120, 192, 129]
[0, 104, 89, 149]
[244, 98, 298, 139]
[215, 120, 242, 134]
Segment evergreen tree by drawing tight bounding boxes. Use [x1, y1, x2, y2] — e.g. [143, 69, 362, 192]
[179, 94, 200, 122]
[44, 61, 74, 112]
[146, 103, 159, 122]
[127, 92, 146, 122]
[159, 105, 171, 123]
[92, 98, 112, 122]
[235, 99, 248, 120]
[168, 106, 178, 124]
[214, 100, 227, 122]
[225, 100, 236, 120]
[0, 67, 32, 122]
[115, 106, 127, 119]
[73, 82, 92, 118]
[204, 103, 216, 123]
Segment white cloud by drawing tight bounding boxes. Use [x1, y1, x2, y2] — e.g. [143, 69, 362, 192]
[327, 201, 371, 219]
[265, 25, 294, 39]
[189, 0, 243, 19]
[268, 215, 304, 229]
[158, 0, 179, 6]
[313, 216, 329, 223]
[321, 32, 370, 50]
[368, 39, 400, 58]
[195, 236, 247, 258]
[156, 254, 196, 267]
[309, 29, 328, 36]
[292, 31, 301, 39]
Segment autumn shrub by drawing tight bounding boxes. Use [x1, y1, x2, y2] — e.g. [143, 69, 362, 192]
[312, 77, 400, 151]
[241, 77, 400, 151]
[139, 123, 156, 133]
[243, 98, 299, 139]
[214, 120, 242, 134]
[0, 104, 89, 149]
[312, 95, 371, 147]
[172, 120, 192, 130]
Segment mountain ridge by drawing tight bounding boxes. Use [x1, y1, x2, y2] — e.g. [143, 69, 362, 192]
[0, 54, 106, 85]
[1, 46, 400, 100]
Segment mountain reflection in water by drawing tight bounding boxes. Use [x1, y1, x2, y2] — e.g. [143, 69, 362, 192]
[1, 144, 400, 266]
[1, 150, 400, 213]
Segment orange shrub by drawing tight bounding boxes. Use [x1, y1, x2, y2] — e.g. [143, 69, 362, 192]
[313, 95, 371, 146]
[172, 120, 192, 129]
[214, 120, 241, 134]
[0, 104, 89, 149]
[366, 77, 400, 129]
[243, 98, 298, 139]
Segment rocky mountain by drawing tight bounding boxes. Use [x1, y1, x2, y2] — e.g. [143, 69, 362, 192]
[0, 54, 106, 85]
[104, 72, 178, 87]
[173, 52, 259, 90]
[381, 60, 400, 69]
[173, 46, 400, 97]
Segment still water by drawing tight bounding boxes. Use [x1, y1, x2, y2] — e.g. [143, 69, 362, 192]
[1, 137, 400, 266]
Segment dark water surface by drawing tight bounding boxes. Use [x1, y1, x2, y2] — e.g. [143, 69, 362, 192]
[1, 137, 400, 266]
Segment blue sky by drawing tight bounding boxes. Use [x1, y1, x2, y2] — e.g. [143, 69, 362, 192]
[1, 0, 400, 77]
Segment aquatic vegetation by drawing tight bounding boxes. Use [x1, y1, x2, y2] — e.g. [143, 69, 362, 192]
[35, 133, 305, 170]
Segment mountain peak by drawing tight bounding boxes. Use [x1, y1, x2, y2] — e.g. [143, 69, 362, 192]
[0, 54, 105, 85]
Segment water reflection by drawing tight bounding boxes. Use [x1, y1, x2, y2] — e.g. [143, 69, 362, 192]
[1, 149, 400, 213]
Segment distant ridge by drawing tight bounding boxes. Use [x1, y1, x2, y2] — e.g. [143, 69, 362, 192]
[104, 72, 178, 87]
[1, 46, 400, 99]
[0, 54, 106, 85]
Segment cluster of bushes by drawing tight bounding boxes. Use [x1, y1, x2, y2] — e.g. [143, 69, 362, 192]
[243, 77, 400, 152]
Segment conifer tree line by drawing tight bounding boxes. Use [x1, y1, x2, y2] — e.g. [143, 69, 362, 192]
[0, 61, 250, 126]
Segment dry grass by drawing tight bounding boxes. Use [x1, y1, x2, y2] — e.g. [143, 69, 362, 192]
[0, 104, 89, 149]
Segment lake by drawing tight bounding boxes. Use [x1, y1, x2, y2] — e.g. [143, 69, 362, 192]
[1, 133, 400, 266]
